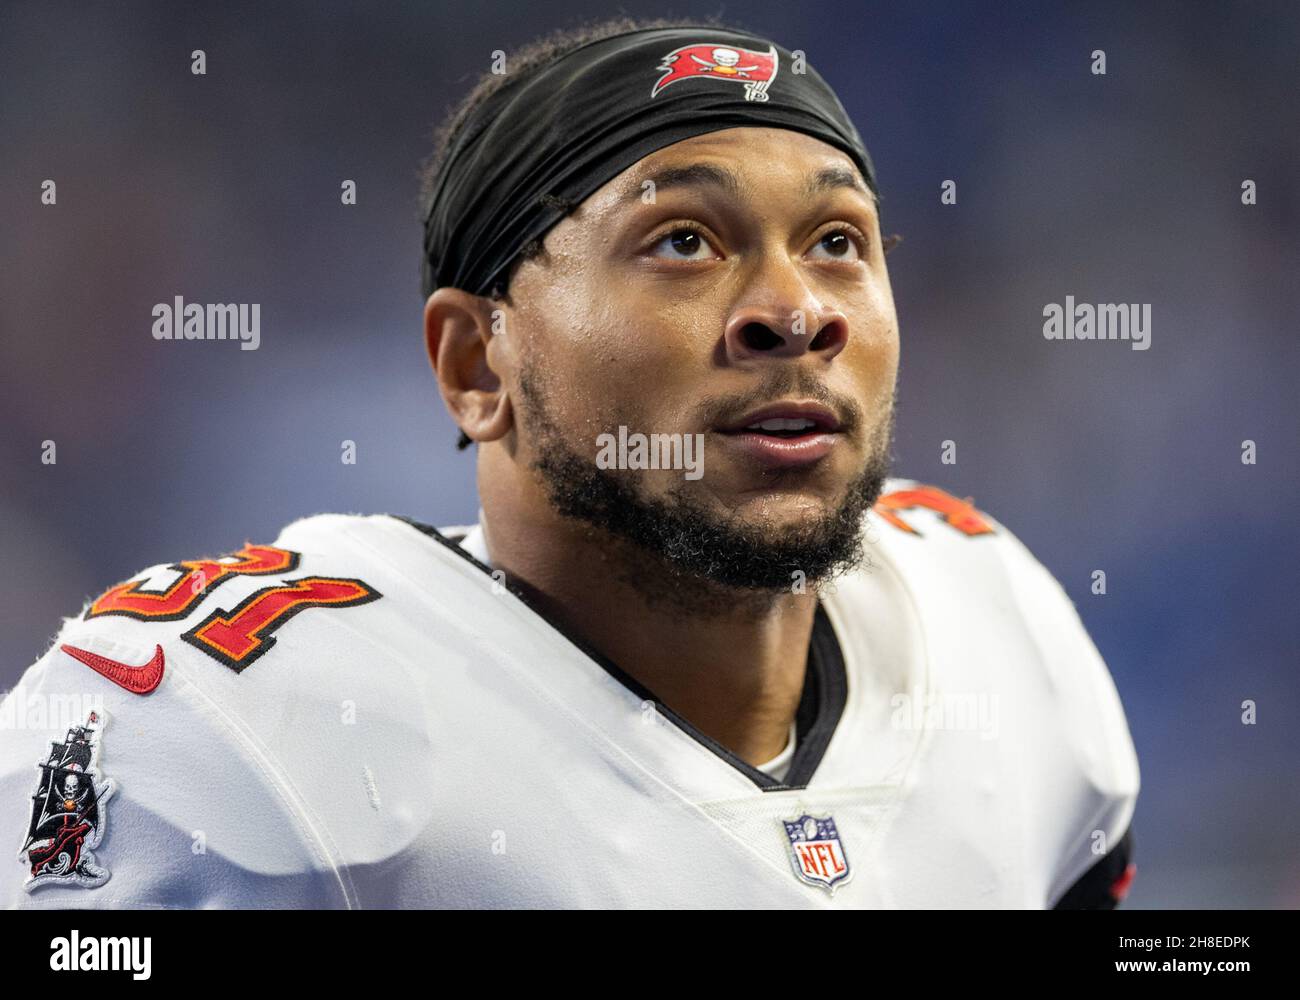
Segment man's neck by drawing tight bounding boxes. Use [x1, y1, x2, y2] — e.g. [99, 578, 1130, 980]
[477, 500, 817, 768]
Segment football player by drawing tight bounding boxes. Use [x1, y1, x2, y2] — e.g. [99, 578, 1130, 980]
[1, 17, 1138, 908]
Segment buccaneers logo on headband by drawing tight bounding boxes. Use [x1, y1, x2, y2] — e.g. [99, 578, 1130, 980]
[651, 43, 779, 102]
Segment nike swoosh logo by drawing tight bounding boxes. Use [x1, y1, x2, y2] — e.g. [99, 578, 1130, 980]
[61, 643, 165, 695]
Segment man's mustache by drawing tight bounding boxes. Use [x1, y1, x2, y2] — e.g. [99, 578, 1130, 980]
[696, 371, 864, 436]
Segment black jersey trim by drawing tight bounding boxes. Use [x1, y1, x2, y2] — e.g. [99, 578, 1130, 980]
[785, 603, 848, 787]
[387, 515, 849, 793]
[1052, 826, 1135, 909]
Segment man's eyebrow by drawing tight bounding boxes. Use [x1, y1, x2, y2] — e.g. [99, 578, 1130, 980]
[629, 163, 743, 200]
[628, 162, 876, 208]
[804, 165, 876, 205]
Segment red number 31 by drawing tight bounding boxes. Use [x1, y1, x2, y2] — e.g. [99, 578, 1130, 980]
[85, 544, 379, 673]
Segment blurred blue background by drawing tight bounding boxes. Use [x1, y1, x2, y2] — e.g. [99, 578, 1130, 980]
[1, 0, 1296, 907]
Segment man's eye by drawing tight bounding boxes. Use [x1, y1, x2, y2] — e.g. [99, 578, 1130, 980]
[808, 229, 864, 261]
[650, 227, 718, 260]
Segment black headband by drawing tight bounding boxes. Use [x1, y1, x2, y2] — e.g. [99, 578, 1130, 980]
[421, 24, 878, 298]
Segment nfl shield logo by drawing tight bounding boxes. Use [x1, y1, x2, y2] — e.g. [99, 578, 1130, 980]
[782, 812, 852, 894]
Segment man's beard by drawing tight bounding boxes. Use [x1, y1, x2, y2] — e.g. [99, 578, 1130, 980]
[516, 360, 894, 616]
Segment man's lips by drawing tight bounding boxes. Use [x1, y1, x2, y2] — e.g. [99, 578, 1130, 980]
[713, 401, 844, 468]
[715, 401, 843, 434]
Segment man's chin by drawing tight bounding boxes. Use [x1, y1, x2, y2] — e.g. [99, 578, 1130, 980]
[702, 487, 847, 526]
[532, 436, 890, 603]
[517, 360, 895, 610]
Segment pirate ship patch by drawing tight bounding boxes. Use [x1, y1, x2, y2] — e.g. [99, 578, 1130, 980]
[19, 711, 115, 892]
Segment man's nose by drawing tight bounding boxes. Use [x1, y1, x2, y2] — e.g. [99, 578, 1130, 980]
[721, 265, 849, 363]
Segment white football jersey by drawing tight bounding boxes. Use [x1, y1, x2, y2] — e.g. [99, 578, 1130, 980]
[0, 478, 1139, 908]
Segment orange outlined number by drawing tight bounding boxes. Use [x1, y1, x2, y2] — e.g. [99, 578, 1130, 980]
[181, 577, 380, 672]
[85, 545, 299, 621]
[873, 485, 995, 538]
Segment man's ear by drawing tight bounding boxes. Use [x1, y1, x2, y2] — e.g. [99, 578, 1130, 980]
[424, 288, 513, 444]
